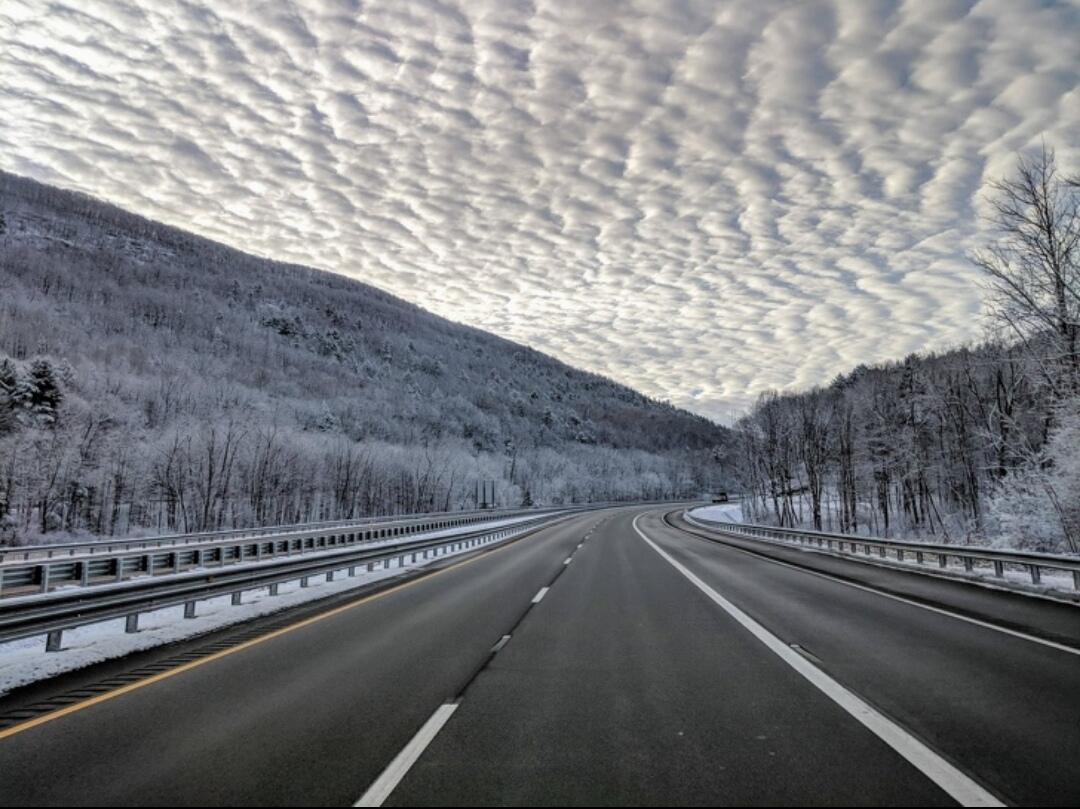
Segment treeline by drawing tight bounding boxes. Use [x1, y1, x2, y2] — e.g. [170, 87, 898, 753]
[0, 171, 726, 543]
[0, 408, 703, 540]
[735, 147, 1079, 553]
[734, 342, 1077, 549]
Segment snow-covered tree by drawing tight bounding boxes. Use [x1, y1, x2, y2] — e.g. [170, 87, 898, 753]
[987, 404, 1080, 553]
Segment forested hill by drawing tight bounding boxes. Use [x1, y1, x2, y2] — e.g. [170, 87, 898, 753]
[0, 171, 728, 540]
[734, 340, 1079, 553]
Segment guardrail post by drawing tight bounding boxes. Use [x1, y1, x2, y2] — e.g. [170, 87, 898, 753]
[45, 630, 63, 652]
[326, 571, 334, 582]
[173, 552, 181, 574]
[963, 556, 974, 572]
[993, 560, 1004, 577]
[125, 614, 139, 633]
[915, 551, 924, 564]
[184, 601, 196, 619]
[38, 564, 50, 594]
[143, 553, 152, 575]
[300, 576, 309, 587]
[269, 583, 279, 596]
[938, 553, 948, 568]
[1029, 565, 1041, 585]
[348, 565, 356, 577]
[1074, 571, 1080, 591]
[231, 592, 242, 606]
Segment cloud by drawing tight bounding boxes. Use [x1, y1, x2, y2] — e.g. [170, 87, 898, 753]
[1, 0, 1078, 421]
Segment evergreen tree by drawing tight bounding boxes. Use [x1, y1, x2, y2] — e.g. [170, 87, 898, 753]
[24, 358, 62, 426]
[0, 357, 16, 433]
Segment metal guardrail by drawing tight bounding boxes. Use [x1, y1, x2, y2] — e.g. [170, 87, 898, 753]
[684, 512, 1080, 592]
[0, 508, 582, 598]
[0, 504, 560, 563]
[0, 509, 579, 653]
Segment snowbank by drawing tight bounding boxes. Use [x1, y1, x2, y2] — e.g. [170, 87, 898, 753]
[689, 503, 744, 523]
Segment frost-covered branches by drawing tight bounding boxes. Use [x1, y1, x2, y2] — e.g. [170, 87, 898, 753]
[972, 144, 1080, 394]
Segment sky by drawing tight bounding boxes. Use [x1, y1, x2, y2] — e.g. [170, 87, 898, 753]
[1, 0, 1078, 421]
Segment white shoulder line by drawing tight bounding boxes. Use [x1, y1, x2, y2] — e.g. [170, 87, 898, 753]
[354, 702, 459, 807]
[682, 518, 1080, 657]
[633, 515, 1004, 808]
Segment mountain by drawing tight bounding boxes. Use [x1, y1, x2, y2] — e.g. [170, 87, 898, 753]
[0, 171, 728, 540]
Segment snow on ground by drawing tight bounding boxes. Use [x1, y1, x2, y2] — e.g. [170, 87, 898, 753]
[689, 503, 744, 523]
[0, 517, 550, 697]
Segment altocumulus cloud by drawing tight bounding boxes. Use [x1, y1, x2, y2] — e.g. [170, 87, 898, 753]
[1, 0, 1078, 420]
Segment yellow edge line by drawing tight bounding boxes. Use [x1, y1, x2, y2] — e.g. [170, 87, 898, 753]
[0, 524, 549, 742]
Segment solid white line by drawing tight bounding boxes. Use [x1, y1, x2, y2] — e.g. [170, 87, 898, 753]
[354, 702, 459, 807]
[532, 586, 549, 604]
[683, 519, 1080, 657]
[632, 515, 1004, 808]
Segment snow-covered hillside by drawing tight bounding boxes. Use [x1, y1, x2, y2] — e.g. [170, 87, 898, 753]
[0, 172, 730, 542]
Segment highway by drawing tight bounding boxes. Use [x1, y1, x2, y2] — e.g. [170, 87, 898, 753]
[0, 505, 1076, 806]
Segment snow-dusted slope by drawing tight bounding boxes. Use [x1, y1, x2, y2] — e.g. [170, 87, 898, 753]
[0, 172, 729, 541]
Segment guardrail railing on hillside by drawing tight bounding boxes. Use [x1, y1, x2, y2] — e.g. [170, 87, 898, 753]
[0, 509, 579, 653]
[0, 509, 566, 598]
[684, 512, 1080, 592]
[0, 504, 562, 564]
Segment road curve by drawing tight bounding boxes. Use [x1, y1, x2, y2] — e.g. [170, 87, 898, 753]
[0, 505, 1075, 806]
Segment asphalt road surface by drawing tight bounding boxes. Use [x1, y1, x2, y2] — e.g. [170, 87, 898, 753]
[0, 505, 1076, 806]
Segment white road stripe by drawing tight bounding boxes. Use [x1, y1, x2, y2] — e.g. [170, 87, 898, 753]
[563, 557, 572, 565]
[633, 514, 1004, 808]
[354, 702, 459, 807]
[532, 586, 549, 604]
[685, 518, 1080, 657]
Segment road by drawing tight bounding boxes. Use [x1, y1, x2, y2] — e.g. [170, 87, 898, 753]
[0, 505, 1076, 806]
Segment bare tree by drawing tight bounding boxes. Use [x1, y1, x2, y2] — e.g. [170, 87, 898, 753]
[972, 144, 1080, 394]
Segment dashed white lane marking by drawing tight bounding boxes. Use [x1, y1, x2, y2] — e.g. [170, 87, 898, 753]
[532, 586, 550, 604]
[563, 557, 572, 565]
[354, 702, 460, 807]
[633, 514, 1004, 808]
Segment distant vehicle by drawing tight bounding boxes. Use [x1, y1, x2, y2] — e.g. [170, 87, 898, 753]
[711, 491, 729, 503]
